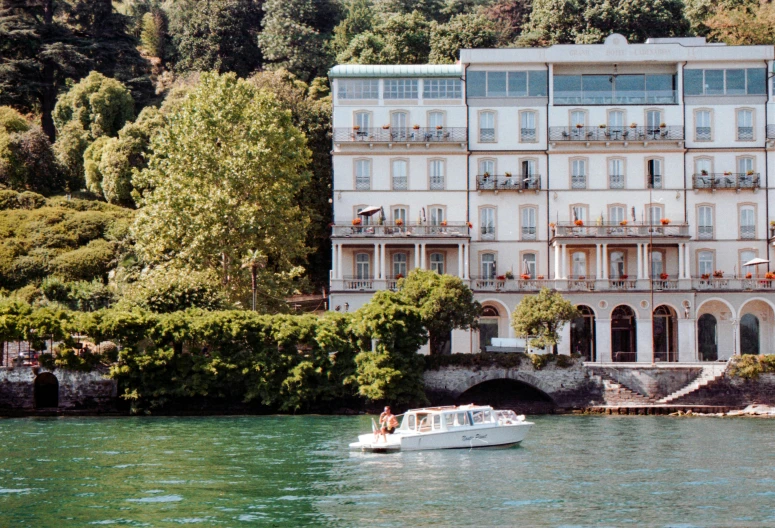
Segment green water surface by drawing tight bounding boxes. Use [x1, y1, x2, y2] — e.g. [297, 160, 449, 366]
[0, 415, 773, 527]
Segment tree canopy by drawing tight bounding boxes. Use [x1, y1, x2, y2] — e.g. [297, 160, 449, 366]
[511, 288, 578, 351]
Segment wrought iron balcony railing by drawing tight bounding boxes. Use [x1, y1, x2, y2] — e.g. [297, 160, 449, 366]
[552, 221, 690, 238]
[692, 173, 760, 190]
[549, 126, 683, 142]
[332, 221, 470, 238]
[333, 127, 466, 143]
[476, 174, 541, 191]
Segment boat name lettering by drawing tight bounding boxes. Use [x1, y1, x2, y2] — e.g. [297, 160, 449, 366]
[461, 434, 488, 442]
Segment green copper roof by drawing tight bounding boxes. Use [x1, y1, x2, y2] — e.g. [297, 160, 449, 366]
[329, 64, 463, 78]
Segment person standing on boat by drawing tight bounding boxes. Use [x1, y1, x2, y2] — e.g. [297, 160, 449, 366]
[377, 407, 399, 442]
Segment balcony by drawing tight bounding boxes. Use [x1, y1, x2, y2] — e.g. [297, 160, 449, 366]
[549, 126, 683, 142]
[476, 174, 541, 192]
[333, 127, 466, 143]
[692, 173, 760, 191]
[471, 277, 552, 292]
[332, 221, 470, 238]
[693, 277, 775, 291]
[552, 221, 690, 239]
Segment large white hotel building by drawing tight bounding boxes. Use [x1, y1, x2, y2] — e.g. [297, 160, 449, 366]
[328, 34, 775, 362]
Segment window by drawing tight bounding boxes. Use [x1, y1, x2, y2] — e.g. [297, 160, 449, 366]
[429, 160, 445, 190]
[650, 251, 664, 279]
[384, 79, 418, 99]
[737, 109, 754, 140]
[481, 208, 495, 239]
[572, 252, 586, 278]
[355, 159, 371, 190]
[648, 159, 662, 189]
[698, 206, 713, 239]
[522, 253, 537, 279]
[695, 110, 711, 141]
[740, 206, 755, 239]
[695, 158, 712, 179]
[338, 79, 379, 99]
[520, 111, 537, 142]
[467, 70, 548, 97]
[392, 207, 407, 225]
[685, 68, 767, 96]
[429, 206, 444, 226]
[481, 253, 496, 279]
[392, 159, 407, 190]
[698, 251, 714, 277]
[610, 251, 625, 279]
[430, 253, 445, 274]
[423, 79, 462, 99]
[355, 253, 370, 279]
[479, 159, 495, 176]
[741, 250, 756, 277]
[479, 111, 495, 142]
[391, 111, 408, 139]
[356, 206, 371, 225]
[521, 207, 537, 240]
[648, 205, 663, 225]
[521, 159, 537, 181]
[570, 110, 586, 129]
[608, 110, 624, 133]
[553, 74, 676, 104]
[572, 205, 587, 224]
[609, 159, 624, 189]
[354, 111, 371, 129]
[392, 253, 407, 278]
[738, 157, 754, 176]
[428, 111, 444, 128]
[646, 110, 662, 132]
[571, 159, 586, 189]
[609, 206, 625, 225]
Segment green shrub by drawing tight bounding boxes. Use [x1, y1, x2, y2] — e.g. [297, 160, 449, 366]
[62, 211, 109, 244]
[52, 239, 117, 281]
[16, 191, 46, 210]
[729, 354, 775, 380]
[424, 352, 524, 371]
[118, 267, 229, 313]
[0, 190, 19, 210]
[9, 284, 42, 304]
[528, 353, 551, 370]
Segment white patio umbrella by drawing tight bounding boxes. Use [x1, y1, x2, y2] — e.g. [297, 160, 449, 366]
[743, 257, 770, 267]
[358, 206, 382, 217]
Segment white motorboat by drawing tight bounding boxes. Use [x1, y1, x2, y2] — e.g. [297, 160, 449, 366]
[349, 404, 533, 453]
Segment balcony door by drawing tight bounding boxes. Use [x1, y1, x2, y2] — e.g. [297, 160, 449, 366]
[355, 253, 370, 280]
[647, 110, 662, 133]
[391, 112, 408, 139]
[611, 305, 637, 362]
[355, 111, 371, 130]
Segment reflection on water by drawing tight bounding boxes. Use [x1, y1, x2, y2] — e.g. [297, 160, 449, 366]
[0, 415, 774, 526]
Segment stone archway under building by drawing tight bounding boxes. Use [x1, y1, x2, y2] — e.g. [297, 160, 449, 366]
[34, 372, 59, 409]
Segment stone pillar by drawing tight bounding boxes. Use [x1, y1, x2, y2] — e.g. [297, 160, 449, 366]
[636, 314, 653, 363]
[602, 243, 608, 280]
[458, 243, 463, 278]
[678, 317, 696, 362]
[332, 243, 338, 280]
[337, 244, 343, 279]
[373, 243, 380, 280]
[596, 244, 602, 279]
[636, 243, 643, 280]
[561, 244, 568, 279]
[554, 243, 560, 279]
[464, 243, 470, 279]
[414, 243, 420, 270]
[420, 243, 426, 269]
[380, 243, 386, 279]
[678, 243, 684, 280]
[596, 318, 612, 362]
[685, 243, 691, 279]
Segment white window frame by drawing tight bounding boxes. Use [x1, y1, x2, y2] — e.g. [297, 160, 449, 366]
[338, 79, 379, 100]
[384, 79, 418, 100]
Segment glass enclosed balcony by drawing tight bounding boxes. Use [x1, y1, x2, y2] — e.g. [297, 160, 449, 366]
[553, 74, 677, 105]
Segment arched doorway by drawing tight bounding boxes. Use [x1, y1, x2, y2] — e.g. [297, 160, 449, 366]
[479, 306, 500, 352]
[698, 314, 718, 361]
[570, 305, 596, 360]
[611, 305, 637, 362]
[34, 373, 59, 408]
[740, 313, 760, 355]
[653, 305, 678, 362]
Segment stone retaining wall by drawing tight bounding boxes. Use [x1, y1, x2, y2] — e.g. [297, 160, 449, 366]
[0, 367, 117, 411]
[587, 366, 703, 399]
[673, 373, 775, 406]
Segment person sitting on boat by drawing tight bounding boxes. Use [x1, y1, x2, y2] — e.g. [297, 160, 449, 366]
[377, 407, 399, 442]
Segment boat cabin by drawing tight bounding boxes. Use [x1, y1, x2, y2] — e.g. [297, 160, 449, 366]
[399, 405, 519, 433]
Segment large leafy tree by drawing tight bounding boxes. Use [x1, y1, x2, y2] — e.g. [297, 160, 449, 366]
[396, 269, 481, 356]
[247, 70, 332, 289]
[483, 0, 534, 42]
[258, 0, 339, 81]
[132, 72, 312, 310]
[511, 288, 578, 351]
[683, 0, 755, 37]
[169, 0, 263, 77]
[0, 106, 63, 193]
[337, 10, 433, 64]
[704, 2, 775, 45]
[329, 0, 375, 57]
[429, 13, 502, 64]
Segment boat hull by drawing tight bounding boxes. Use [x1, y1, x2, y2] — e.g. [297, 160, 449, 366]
[350, 422, 532, 452]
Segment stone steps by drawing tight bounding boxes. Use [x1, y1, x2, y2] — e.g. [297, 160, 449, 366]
[590, 373, 656, 406]
[656, 361, 730, 404]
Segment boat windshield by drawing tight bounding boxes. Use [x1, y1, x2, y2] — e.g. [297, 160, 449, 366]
[495, 410, 520, 424]
[444, 411, 471, 428]
[471, 410, 493, 424]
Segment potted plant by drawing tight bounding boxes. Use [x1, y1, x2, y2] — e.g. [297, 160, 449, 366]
[382, 124, 390, 129]
[746, 272, 753, 279]
[701, 273, 710, 280]
[395, 218, 404, 226]
[549, 222, 556, 228]
[413, 124, 420, 130]
[621, 274, 629, 279]
[599, 124, 606, 129]
[574, 219, 584, 226]
[660, 218, 670, 225]
[630, 123, 637, 128]
[353, 125, 360, 131]
[578, 276, 586, 280]
[436, 125, 443, 130]
[660, 273, 669, 280]
[396, 273, 404, 280]
[440, 220, 447, 227]
[659, 122, 666, 128]
[505, 271, 515, 280]
[724, 171, 732, 176]
[537, 275, 545, 280]
[467, 221, 473, 228]
[766, 272, 775, 280]
[496, 275, 506, 281]
[352, 218, 362, 226]
[520, 274, 531, 280]
[713, 270, 724, 278]
[483, 171, 490, 179]
[701, 169, 708, 176]
[620, 220, 627, 226]
[575, 123, 584, 129]
[505, 172, 512, 178]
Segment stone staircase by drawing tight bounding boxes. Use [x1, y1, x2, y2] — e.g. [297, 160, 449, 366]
[656, 361, 730, 404]
[590, 372, 656, 406]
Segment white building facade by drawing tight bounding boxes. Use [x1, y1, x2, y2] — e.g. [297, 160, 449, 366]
[328, 35, 775, 362]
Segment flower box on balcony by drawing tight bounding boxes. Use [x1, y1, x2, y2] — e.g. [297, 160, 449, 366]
[440, 220, 447, 227]
[505, 271, 514, 279]
[747, 170, 755, 176]
[353, 125, 360, 131]
[352, 218, 362, 226]
[621, 274, 628, 279]
[701, 273, 710, 280]
[619, 220, 627, 226]
[575, 123, 583, 129]
[382, 124, 390, 129]
[413, 125, 420, 130]
[436, 125, 443, 130]
[396, 274, 404, 280]
[630, 123, 637, 128]
[746, 273, 753, 279]
[659, 123, 666, 128]
[766, 272, 775, 280]
[520, 274, 531, 280]
[599, 124, 606, 129]
[713, 270, 724, 278]
[496, 275, 506, 281]
[660, 218, 670, 225]
[395, 218, 404, 226]
[537, 275, 544, 280]
[660, 273, 669, 280]
[574, 219, 584, 226]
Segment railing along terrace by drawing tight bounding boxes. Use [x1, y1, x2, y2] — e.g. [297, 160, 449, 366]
[692, 173, 760, 190]
[333, 127, 467, 143]
[553, 221, 689, 238]
[332, 221, 470, 238]
[549, 126, 683, 142]
[476, 174, 541, 191]
[693, 277, 775, 291]
[553, 90, 677, 106]
[471, 277, 552, 292]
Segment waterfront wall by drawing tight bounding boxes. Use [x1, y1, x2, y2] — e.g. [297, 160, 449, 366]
[587, 366, 703, 399]
[674, 374, 775, 407]
[0, 368, 117, 412]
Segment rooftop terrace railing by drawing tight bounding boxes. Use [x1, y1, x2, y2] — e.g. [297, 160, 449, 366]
[549, 126, 683, 142]
[332, 221, 470, 238]
[692, 173, 760, 190]
[333, 127, 467, 143]
[476, 174, 541, 191]
[552, 221, 690, 238]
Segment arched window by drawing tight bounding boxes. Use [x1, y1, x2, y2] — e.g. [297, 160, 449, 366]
[479, 111, 495, 142]
[355, 253, 370, 279]
[653, 305, 678, 362]
[698, 313, 718, 361]
[391, 111, 408, 140]
[479, 159, 495, 176]
[611, 305, 637, 362]
[430, 253, 445, 274]
[392, 253, 407, 278]
[740, 207, 755, 239]
[428, 111, 444, 128]
[571, 305, 596, 361]
[429, 159, 445, 190]
[354, 111, 371, 130]
[479, 306, 500, 352]
[698, 205, 713, 239]
[521, 207, 536, 240]
[648, 158, 662, 188]
[740, 250, 756, 277]
[480, 208, 495, 239]
[741, 313, 760, 355]
[698, 251, 714, 277]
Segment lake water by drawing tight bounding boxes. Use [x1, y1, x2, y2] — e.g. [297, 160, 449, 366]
[0, 415, 774, 527]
